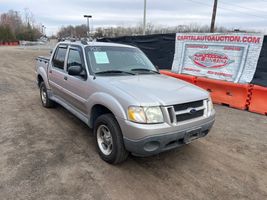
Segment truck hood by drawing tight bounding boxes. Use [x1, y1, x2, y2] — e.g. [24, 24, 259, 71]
[106, 74, 209, 106]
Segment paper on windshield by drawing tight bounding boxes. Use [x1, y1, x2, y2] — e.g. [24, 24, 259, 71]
[94, 52, 109, 64]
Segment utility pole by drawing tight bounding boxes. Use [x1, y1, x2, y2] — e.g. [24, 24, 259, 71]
[41, 25, 46, 36]
[143, 0, 147, 35]
[42, 25, 44, 35]
[210, 0, 218, 33]
[84, 15, 92, 37]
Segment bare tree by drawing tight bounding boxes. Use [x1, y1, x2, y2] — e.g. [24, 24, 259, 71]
[0, 9, 42, 42]
[57, 22, 244, 39]
[57, 25, 87, 38]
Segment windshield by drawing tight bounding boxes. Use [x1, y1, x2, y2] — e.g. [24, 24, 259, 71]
[85, 46, 157, 75]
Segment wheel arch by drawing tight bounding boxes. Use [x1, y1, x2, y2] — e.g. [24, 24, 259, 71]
[37, 74, 44, 87]
[90, 104, 113, 128]
[88, 93, 127, 128]
[36, 66, 50, 89]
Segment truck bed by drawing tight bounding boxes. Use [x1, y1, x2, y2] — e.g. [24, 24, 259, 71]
[36, 56, 50, 63]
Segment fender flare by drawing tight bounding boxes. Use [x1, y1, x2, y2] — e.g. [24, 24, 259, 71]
[88, 92, 127, 125]
[37, 67, 50, 90]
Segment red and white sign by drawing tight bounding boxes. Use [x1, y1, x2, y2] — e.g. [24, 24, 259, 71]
[189, 51, 234, 69]
[172, 33, 264, 83]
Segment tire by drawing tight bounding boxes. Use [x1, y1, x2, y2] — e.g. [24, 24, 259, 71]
[94, 114, 129, 164]
[40, 82, 55, 108]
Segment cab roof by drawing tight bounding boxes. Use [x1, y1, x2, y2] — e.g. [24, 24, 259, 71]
[58, 40, 136, 49]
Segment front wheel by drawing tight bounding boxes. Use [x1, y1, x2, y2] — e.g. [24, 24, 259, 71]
[94, 114, 129, 164]
[40, 82, 55, 108]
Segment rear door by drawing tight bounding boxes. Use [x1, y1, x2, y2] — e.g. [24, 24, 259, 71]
[48, 44, 68, 100]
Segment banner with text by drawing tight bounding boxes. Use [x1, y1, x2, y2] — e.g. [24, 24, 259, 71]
[172, 33, 264, 83]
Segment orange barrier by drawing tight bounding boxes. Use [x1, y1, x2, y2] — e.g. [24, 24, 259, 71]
[160, 70, 197, 84]
[160, 71, 267, 115]
[195, 77, 252, 110]
[248, 85, 267, 115]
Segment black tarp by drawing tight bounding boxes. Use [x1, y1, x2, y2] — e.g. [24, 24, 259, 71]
[98, 34, 267, 87]
[97, 33, 175, 69]
[251, 36, 267, 87]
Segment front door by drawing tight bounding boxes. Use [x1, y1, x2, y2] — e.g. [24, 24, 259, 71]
[62, 46, 92, 115]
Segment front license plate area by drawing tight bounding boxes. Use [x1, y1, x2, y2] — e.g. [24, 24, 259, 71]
[184, 128, 202, 144]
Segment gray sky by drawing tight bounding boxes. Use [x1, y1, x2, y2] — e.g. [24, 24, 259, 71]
[0, 0, 266, 35]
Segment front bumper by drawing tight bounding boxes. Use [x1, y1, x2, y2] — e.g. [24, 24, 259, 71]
[117, 111, 215, 156]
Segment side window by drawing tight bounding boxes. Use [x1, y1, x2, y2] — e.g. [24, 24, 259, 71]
[52, 47, 67, 70]
[67, 49, 82, 71]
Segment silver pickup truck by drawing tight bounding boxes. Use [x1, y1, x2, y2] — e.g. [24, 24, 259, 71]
[35, 40, 215, 164]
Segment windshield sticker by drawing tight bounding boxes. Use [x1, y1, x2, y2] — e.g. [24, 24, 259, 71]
[94, 52, 109, 64]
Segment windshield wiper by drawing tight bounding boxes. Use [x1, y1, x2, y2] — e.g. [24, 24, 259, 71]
[95, 70, 135, 75]
[131, 68, 160, 74]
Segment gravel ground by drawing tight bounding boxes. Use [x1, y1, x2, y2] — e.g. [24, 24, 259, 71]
[0, 47, 267, 200]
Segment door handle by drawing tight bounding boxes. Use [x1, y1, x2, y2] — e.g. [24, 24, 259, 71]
[64, 76, 68, 80]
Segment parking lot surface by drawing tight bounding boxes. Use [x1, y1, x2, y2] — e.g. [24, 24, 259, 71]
[0, 47, 267, 200]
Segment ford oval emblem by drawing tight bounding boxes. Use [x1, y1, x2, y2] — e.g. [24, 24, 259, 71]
[189, 108, 197, 114]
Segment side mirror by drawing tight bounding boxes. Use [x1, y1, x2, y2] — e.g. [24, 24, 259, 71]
[68, 65, 83, 76]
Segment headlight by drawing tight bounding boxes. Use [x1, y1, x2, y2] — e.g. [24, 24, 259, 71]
[207, 97, 214, 116]
[128, 106, 164, 124]
[128, 107, 146, 123]
[144, 107, 164, 123]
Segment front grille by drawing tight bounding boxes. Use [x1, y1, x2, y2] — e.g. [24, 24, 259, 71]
[176, 110, 204, 122]
[173, 100, 203, 112]
[167, 100, 205, 124]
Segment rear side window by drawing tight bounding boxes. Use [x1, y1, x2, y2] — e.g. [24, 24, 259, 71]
[67, 49, 82, 71]
[52, 46, 67, 69]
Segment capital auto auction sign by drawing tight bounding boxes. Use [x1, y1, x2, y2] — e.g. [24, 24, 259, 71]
[172, 33, 264, 83]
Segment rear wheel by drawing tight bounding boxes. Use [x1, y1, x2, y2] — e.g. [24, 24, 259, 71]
[40, 82, 55, 108]
[94, 114, 129, 164]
